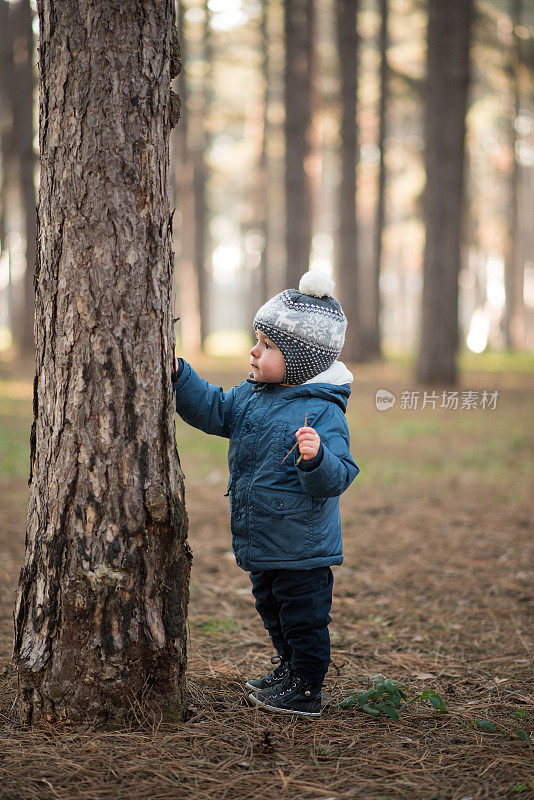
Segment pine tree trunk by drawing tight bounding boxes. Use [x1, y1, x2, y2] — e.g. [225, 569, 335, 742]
[503, 0, 524, 350]
[416, 0, 472, 385]
[0, 0, 36, 353]
[366, 0, 388, 360]
[173, 0, 201, 351]
[192, 0, 211, 349]
[193, 149, 208, 347]
[334, 0, 362, 363]
[284, 0, 314, 288]
[0, 0, 21, 346]
[259, 0, 270, 306]
[0, 0, 12, 253]
[12, 0, 37, 354]
[13, 0, 190, 725]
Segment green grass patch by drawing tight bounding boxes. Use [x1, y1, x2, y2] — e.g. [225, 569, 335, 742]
[0, 417, 30, 478]
[176, 422, 229, 459]
[459, 350, 534, 374]
[189, 615, 242, 637]
[390, 418, 441, 439]
[0, 376, 33, 479]
[384, 348, 534, 374]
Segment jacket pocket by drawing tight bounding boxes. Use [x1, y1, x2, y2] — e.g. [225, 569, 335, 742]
[252, 487, 313, 517]
[249, 487, 313, 559]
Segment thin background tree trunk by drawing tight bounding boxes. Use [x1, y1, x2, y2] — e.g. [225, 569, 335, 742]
[417, 0, 472, 385]
[0, 0, 12, 254]
[245, 0, 271, 326]
[335, 0, 362, 362]
[192, 0, 212, 349]
[173, 0, 201, 351]
[258, 0, 270, 306]
[0, 0, 37, 354]
[12, 0, 37, 354]
[284, 0, 314, 288]
[13, 0, 190, 724]
[503, 0, 524, 350]
[265, 0, 286, 295]
[0, 0, 20, 346]
[366, 0, 388, 360]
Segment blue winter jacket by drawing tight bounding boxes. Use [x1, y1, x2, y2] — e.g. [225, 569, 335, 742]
[174, 361, 359, 571]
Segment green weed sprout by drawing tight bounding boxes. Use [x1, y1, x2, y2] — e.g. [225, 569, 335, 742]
[338, 675, 447, 721]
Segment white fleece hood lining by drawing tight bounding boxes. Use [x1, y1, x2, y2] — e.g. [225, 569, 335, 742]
[303, 360, 353, 386]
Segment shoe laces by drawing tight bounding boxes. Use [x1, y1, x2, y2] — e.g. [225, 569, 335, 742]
[265, 656, 289, 679]
[270, 674, 301, 698]
[270, 655, 290, 666]
[274, 673, 321, 698]
[272, 682, 296, 698]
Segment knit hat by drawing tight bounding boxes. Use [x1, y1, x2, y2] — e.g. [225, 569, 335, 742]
[253, 271, 347, 385]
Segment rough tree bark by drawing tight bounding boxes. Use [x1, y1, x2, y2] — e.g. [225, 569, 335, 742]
[284, 0, 314, 288]
[416, 0, 472, 385]
[13, 0, 190, 725]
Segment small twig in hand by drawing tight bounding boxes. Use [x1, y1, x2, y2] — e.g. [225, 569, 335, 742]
[296, 412, 308, 465]
[282, 412, 307, 465]
[280, 441, 298, 464]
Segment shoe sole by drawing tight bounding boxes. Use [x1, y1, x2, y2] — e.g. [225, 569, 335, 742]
[248, 692, 321, 718]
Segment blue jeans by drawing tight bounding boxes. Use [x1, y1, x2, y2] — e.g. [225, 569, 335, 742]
[249, 566, 333, 686]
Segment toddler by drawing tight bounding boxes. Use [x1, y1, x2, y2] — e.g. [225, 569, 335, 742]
[172, 271, 359, 717]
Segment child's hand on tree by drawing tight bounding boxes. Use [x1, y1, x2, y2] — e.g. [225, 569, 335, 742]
[171, 356, 180, 384]
[295, 426, 321, 461]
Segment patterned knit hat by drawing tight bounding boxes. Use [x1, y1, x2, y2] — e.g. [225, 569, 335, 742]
[253, 271, 347, 385]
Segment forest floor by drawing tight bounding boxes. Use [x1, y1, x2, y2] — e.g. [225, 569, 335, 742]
[0, 350, 533, 800]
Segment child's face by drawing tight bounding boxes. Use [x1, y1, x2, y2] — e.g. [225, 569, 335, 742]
[250, 329, 286, 383]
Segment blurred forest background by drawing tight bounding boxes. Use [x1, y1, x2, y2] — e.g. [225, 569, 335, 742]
[1, 4, 533, 793]
[0, 0, 533, 376]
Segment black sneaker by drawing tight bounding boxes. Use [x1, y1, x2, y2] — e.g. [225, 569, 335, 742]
[245, 656, 290, 691]
[248, 673, 322, 718]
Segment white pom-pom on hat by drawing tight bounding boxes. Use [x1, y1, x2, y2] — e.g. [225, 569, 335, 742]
[298, 270, 334, 298]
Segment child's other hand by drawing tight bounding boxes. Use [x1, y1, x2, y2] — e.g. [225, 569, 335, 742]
[295, 426, 321, 460]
